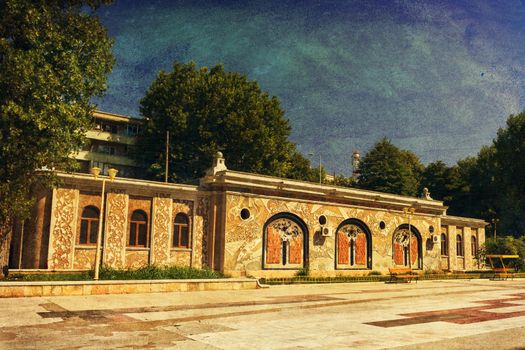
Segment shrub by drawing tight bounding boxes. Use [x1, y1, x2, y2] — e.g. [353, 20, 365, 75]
[98, 265, 224, 280]
[483, 236, 525, 271]
[368, 271, 382, 276]
[295, 267, 310, 277]
[1, 265, 224, 281]
[3, 272, 91, 282]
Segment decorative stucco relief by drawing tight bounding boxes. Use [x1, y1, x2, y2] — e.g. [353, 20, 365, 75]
[151, 197, 172, 266]
[173, 199, 193, 216]
[194, 197, 209, 268]
[73, 249, 95, 269]
[103, 192, 128, 269]
[49, 188, 78, 270]
[170, 251, 191, 267]
[224, 195, 266, 271]
[125, 251, 149, 269]
[225, 195, 262, 243]
[224, 193, 441, 276]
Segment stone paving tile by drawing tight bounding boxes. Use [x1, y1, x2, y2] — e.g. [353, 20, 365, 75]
[1, 279, 525, 349]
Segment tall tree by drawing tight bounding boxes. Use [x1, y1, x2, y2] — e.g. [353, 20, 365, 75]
[357, 138, 424, 196]
[138, 62, 316, 182]
[0, 0, 114, 276]
[492, 112, 525, 235]
[420, 161, 452, 201]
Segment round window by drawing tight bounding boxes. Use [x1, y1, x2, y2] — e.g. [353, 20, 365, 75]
[240, 208, 250, 220]
[379, 221, 386, 230]
[318, 215, 327, 225]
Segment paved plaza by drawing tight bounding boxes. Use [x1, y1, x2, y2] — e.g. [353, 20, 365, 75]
[1, 279, 525, 349]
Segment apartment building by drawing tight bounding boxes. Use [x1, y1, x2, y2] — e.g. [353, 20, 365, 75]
[73, 111, 144, 178]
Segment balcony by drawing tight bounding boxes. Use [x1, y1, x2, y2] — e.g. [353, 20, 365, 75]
[85, 130, 137, 145]
[73, 151, 138, 167]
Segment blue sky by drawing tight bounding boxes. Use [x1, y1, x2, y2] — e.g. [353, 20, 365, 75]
[95, 0, 525, 174]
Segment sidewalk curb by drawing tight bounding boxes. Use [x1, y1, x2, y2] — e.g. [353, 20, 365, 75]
[0, 278, 258, 297]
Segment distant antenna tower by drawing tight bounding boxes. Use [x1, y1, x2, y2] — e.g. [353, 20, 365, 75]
[352, 150, 361, 181]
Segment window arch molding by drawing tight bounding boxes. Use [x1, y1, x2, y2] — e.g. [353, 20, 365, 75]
[392, 224, 423, 269]
[78, 205, 100, 245]
[128, 209, 149, 247]
[262, 212, 309, 270]
[456, 234, 464, 257]
[173, 212, 190, 248]
[335, 218, 372, 269]
[471, 235, 478, 258]
[440, 233, 448, 256]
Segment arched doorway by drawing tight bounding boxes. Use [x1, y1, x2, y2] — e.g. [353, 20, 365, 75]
[335, 219, 372, 269]
[392, 224, 422, 269]
[262, 213, 308, 269]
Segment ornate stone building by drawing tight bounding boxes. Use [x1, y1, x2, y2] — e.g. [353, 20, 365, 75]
[9, 153, 486, 277]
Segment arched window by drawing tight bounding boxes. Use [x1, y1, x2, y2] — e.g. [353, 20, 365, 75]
[456, 234, 463, 257]
[471, 235, 477, 258]
[173, 213, 190, 248]
[79, 206, 99, 245]
[392, 224, 422, 269]
[336, 219, 372, 269]
[129, 210, 148, 247]
[440, 233, 448, 256]
[263, 213, 307, 269]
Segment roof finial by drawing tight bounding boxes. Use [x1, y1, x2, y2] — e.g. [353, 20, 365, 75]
[205, 151, 228, 176]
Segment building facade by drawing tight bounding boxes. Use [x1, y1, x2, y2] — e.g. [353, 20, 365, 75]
[9, 153, 486, 277]
[73, 111, 143, 178]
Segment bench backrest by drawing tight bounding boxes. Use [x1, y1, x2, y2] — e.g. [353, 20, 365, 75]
[389, 267, 412, 274]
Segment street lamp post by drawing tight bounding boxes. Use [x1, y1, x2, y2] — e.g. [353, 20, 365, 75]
[403, 207, 416, 268]
[491, 218, 499, 239]
[91, 166, 118, 280]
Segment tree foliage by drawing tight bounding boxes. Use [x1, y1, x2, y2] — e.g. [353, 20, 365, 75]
[419, 111, 525, 236]
[138, 62, 317, 182]
[420, 161, 456, 202]
[357, 138, 424, 196]
[0, 0, 114, 274]
[484, 236, 525, 271]
[492, 112, 525, 234]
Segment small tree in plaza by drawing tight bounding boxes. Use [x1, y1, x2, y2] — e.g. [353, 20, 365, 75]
[0, 0, 114, 276]
[138, 62, 317, 182]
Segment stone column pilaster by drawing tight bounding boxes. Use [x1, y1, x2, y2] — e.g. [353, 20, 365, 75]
[448, 225, 456, 271]
[103, 192, 128, 269]
[47, 188, 79, 270]
[150, 196, 172, 266]
[193, 197, 209, 269]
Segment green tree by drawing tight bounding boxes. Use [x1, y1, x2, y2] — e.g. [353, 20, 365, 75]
[357, 138, 423, 196]
[138, 62, 316, 182]
[0, 0, 114, 276]
[448, 147, 498, 220]
[333, 174, 355, 188]
[484, 236, 525, 271]
[492, 112, 525, 235]
[420, 161, 454, 202]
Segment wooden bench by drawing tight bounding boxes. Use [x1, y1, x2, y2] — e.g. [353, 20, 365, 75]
[486, 255, 519, 281]
[492, 267, 514, 280]
[388, 267, 418, 283]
